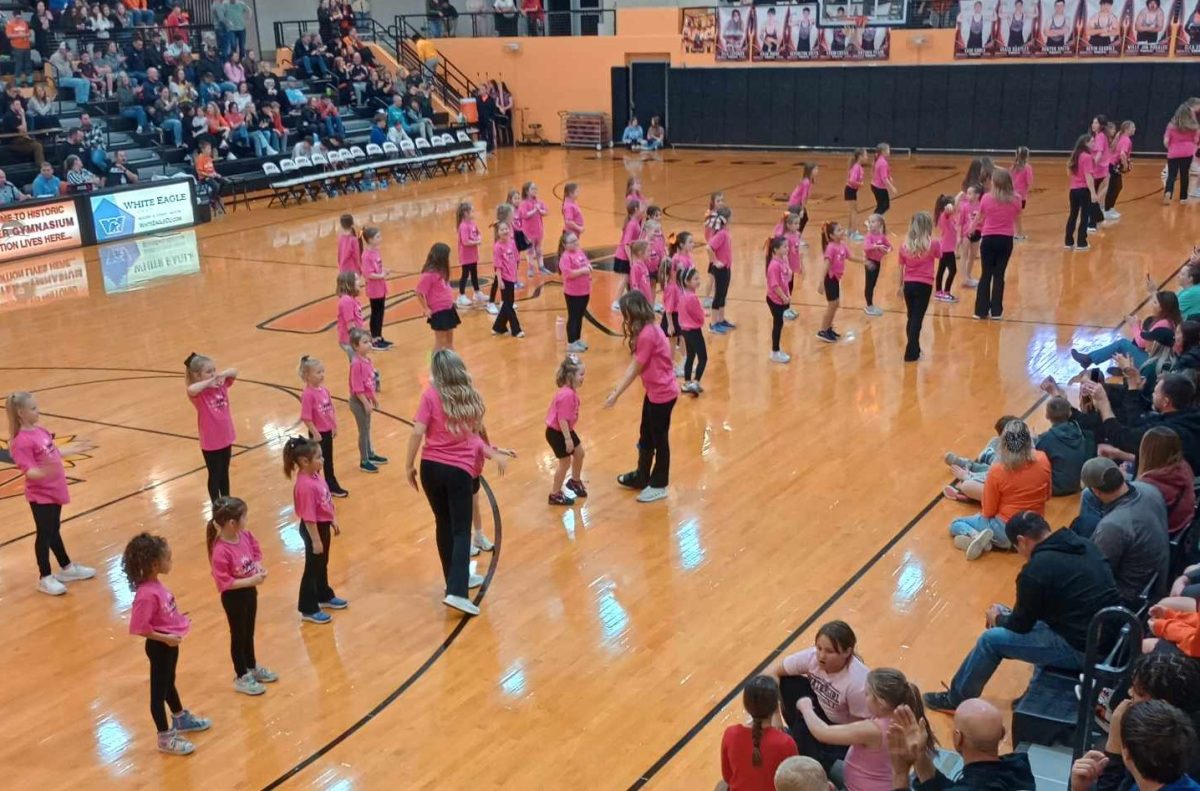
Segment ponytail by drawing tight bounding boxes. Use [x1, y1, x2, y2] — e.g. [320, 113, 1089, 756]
[206, 496, 248, 558]
[283, 435, 319, 479]
[6, 391, 32, 439]
[669, 231, 692, 257]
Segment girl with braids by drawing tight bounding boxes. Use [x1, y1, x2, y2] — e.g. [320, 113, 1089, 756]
[545, 355, 588, 506]
[206, 497, 278, 694]
[299, 356, 347, 498]
[559, 231, 593, 354]
[405, 349, 489, 616]
[677, 266, 708, 396]
[284, 436, 347, 625]
[799, 667, 934, 791]
[604, 291, 679, 503]
[7, 391, 95, 596]
[455, 201, 483, 307]
[897, 211, 941, 363]
[415, 242, 461, 351]
[185, 352, 238, 503]
[123, 532, 210, 755]
[719, 675, 797, 790]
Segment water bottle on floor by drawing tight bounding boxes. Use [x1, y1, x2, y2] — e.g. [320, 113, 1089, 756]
[555, 316, 565, 342]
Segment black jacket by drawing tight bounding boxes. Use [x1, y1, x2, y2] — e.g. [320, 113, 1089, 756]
[1175, 346, 1200, 372]
[1101, 407, 1200, 473]
[995, 528, 1121, 652]
[913, 754, 1036, 791]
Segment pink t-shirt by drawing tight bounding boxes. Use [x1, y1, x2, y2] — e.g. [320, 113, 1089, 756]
[349, 355, 376, 399]
[189, 381, 236, 451]
[494, 239, 519, 283]
[300, 385, 336, 433]
[337, 294, 363, 345]
[958, 196, 978, 235]
[416, 270, 455, 314]
[871, 155, 890, 189]
[337, 233, 361, 274]
[509, 204, 524, 232]
[362, 248, 387, 300]
[976, 193, 1021, 237]
[1115, 133, 1132, 163]
[129, 579, 190, 637]
[784, 232, 802, 274]
[788, 178, 812, 208]
[824, 241, 850, 280]
[843, 717, 894, 791]
[938, 210, 958, 251]
[1135, 317, 1174, 351]
[11, 426, 69, 504]
[519, 198, 546, 242]
[293, 469, 335, 523]
[863, 232, 892, 263]
[414, 386, 477, 475]
[1090, 133, 1110, 178]
[619, 218, 642, 261]
[457, 220, 481, 265]
[630, 259, 653, 302]
[780, 647, 872, 724]
[678, 291, 705, 330]
[1011, 164, 1033, 199]
[1165, 124, 1199, 159]
[900, 240, 943, 285]
[562, 198, 584, 234]
[468, 434, 488, 478]
[766, 258, 791, 305]
[847, 162, 864, 189]
[648, 237, 667, 274]
[559, 248, 592, 297]
[709, 227, 732, 267]
[635, 324, 680, 404]
[210, 530, 263, 593]
[545, 385, 580, 431]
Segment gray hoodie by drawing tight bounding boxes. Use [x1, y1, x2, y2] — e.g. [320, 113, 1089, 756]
[1035, 420, 1092, 496]
[1092, 480, 1170, 605]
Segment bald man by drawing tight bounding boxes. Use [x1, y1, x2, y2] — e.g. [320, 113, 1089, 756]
[774, 756, 834, 791]
[887, 700, 1034, 790]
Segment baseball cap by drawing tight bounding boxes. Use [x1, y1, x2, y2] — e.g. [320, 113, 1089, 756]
[1080, 456, 1124, 493]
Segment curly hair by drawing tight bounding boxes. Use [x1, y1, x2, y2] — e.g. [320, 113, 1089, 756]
[122, 532, 169, 589]
[430, 349, 485, 436]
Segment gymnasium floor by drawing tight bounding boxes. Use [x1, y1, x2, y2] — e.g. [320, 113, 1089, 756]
[0, 147, 1189, 790]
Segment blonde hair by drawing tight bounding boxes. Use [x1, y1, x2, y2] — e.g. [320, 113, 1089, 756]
[641, 218, 661, 241]
[905, 211, 934, 256]
[336, 270, 358, 296]
[455, 201, 472, 227]
[430, 349, 485, 436]
[1171, 103, 1200, 132]
[990, 168, 1016, 203]
[997, 419, 1035, 469]
[184, 352, 213, 383]
[555, 355, 583, 388]
[298, 355, 321, 381]
[629, 240, 649, 260]
[520, 181, 534, 199]
[6, 391, 34, 438]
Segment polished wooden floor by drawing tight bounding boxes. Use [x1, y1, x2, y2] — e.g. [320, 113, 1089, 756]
[0, 147, 1189, 789]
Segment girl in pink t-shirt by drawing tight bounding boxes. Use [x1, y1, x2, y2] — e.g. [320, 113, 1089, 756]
[934, 194, 960, 302]
[545, 355, 587, 505]
[1010, 147, 1033, 240]
[455, 201, 484, 306]
[336, 213, 361, 274]
[348, 328, 386, 472]
[562, 182, 584, 236]
[721, 675, 798, 791]
[645, 219, 668, 310]
[491, 220, 524, 338]
[185, 352, 238, 503]
[612, 199, 646, 312]
[628, 240, 654, 307]
[817, 221, 857, 343]
[299, 356, 346, 498]
[360, 226, 392, 350]
[335, 271, 365, 361]
[862, 213, 893, 317]
[1105, 121, 1134, 219]
[558, 231, 593, 353]
[519, 181, 549, 276]
[604, 291, 679, 504]
[284, 436, 347, 624]
[702, 191, 726, 305]
[206, 497, 277, 695]
[416, 242, 461, 351]
[779, 213, 803, 321]
[123, 532, 210, 756]
[897, 212, 941, 363]
[971, 169, 1022, 321]
[845, 148, 868, 240]
[626, 175, 647, 211]
[8, 391, 95, 596]
[504, 188, 531, 283]
[659, 233, 690, 365]
[957, 182, 983, 287]
[677, 266, 708, 396]
[766, 236, 793, 364]
[871, 142, 896, 216]
[789, 162, 819, 237]
[708, 205, 735, 332]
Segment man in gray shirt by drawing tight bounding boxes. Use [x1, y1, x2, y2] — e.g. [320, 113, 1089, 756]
[225, 0, 249, 58]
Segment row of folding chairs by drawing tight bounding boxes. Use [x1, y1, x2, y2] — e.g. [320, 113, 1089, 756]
[265, 131, 486, 207]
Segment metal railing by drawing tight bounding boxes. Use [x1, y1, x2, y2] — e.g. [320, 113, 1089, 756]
[43, 23, 218, 58]
[396, 9, 617, 38]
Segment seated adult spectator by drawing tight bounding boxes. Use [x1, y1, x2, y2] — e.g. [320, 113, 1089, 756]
[948, 419, 1051, 560]
[1083, 374, 1200, 473]
[263, 102, 288, 151]
[369, 113, 388, 146]
[6, 11, 34, 89]
[171, 68, 200, 107]
[766, 620, 870, 772]
[78, 113, 110, 173]
[622, 116, 646, 149]
[124, 37, 150, 83]
[347, 53, 370, 108]
[31, 162, 62, 198]
[26, 85, 59, 133]
[96, 42, 125, 87]
[61, 127, 92, 172]
[387, 119, 412, 147]
[124, 0, 156, 26]
[0, 170, 28, 205]
[316, 96, 347, 140]
[646, 115, 666, 150]
[64, 155, 101, 193]
[1071, 701, 1200, 791]
[104, 150, 140, 187]
[1072, 292, 1182, 372]
[49, 44, 92, 104]
[116, 73, 151, 134]
[153, 86, 184, 147]
[404, 98, 435, 141]
[86, 4, 113, 39]
[717, 675, 798, 791]
[1135, 427, 1196, 537]
[1035, 396, 1092, 496]
[141, 67, 167, 107]
[201, 102, 233, 156]
[293, 32, 331, 79]
[1179, 259, 1200, 321]
[1, 99, 45, 166]
[77, 51, 114, 99]
[884, 700, 1034, 791]
[366, 67, 395, 111]
[774, 757, 834, 791]
[164, 4, 190, 42]
[923, 511, 1121, 712]
[386, 94, 407, 129]
[799, 668, 932, 791]
[231, 82, 255, 114]
[1177, 321, 1200, 372]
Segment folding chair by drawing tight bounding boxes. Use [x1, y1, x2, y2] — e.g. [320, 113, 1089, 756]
[263, 161, 285, 207]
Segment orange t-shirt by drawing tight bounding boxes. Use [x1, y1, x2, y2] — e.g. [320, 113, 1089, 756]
[195, 153, 216, 178]
[982, 451, 1052, 521]
[6, 18, 31, 49]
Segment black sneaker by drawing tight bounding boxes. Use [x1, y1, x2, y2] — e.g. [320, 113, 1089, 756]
[830, 328, 842, 340]
[1070, 349, 1091, 368]
[815, 329, 836, 343]
[922, 691, 958, 713]
[369, 453, 389, 465]
[330, 488, 349, 498]
[617, 471, 645, 489]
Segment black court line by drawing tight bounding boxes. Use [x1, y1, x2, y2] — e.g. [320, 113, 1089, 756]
[260, 474, 502, 791]
[626, 254, 1192, 789]
[40, 411, 247, 448]
[27, 374, 179, 395]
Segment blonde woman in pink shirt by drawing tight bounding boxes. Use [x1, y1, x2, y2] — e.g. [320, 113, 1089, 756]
[897, 211, 941, 362]
[1163, 103, 1199, 204]
[519, 181, 549, 275]
[971, 169, 1021, 320]
[185, 352, 238, 503]
[7, 391, 96, 596]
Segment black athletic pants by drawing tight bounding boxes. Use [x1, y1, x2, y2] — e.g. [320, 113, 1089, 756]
[298, 521, 335, 615]
[872, 185, 890, 215]
[492, 281, 522, 336]
[779, 675, 850, 772]
[202, 446, 232, 503]
[864, 261, 881, 306]
[936, 251, 957, 293]
[565, 293, 589, 344]
[419, 459, 473, 598]
[975, 235, 1013, 319]
[145, 639, 183, 733]
[220, 587, 257, 678]
[682, 329, 707, 381]
[1066, 187, 1091, 248]
[903, 281, 932, 362]
[1105, 170, 1123, 211]
[318, 430, 342, 493]
[369, 296, 386, 339]
[768, 298, 786, 352]
[459, 263, 479, 294]
[1166, 156, 1192, 201]
[31, 502, 69, 577]
[711, 266, 731, 311]
[635, 396, 675, 488]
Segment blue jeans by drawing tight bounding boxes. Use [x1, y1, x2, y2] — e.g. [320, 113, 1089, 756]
[428, 18, 444, 37]
[230, 30, 246, 56]
[218, 30, 231, 61]
[1073, 489, 1104, 539]
[949, 622, 1085, 702]
[324, 116, 346, 139]
[301, 55, 330, 78]
[90, 149, 109, 172]
[644, 138, 663, 150]
[1086, 337, 1148, 367]
[120, 106, 149, 130]
[948, 513, 1011, 548]
[131, 9, 155, 25]
[161, 118, 182, 147]
[230, 125, 250, 147]
[249, 130, 272, 157]
[57, 76, 91, 103]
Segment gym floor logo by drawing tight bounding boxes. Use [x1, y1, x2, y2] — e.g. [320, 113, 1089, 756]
[93, 198, 135, 240]
[0, 434, 87, 500]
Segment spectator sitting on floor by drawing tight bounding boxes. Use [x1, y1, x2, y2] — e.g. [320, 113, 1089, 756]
[1134, 426, 1197, 537]
[1071, 701, 1200, 791]
[1082, 373, 1200, 473]
[622, 116, 645, 149]
[64, 155, 101, 194]
[104, 149, 140, 188]
[716, 675, 798, 791]
[923, 511, 1121, 713]
[1035, 396, 1092, 496]
[943, 416, 1019, 496]
[645, 115, 666, 150]
[774, 756, 835, 791]
[0, 169, 28, 205]
[30, 162, 62, 198]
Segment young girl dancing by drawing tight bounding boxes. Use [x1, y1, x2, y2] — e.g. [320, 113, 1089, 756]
[972, 168, 1021, 321]
[934, 195, 959, 302]
[491, 219, 524, 338]
[488, 203, 513, 315]
[337, 213, 361, 274]
[703, 191, 727, 306]
[1066, 135, 1098, 251]
[416, 242, 461, 351]
[1010, 147, 1033, 239]
[898, 211, 941, 362]
[1105, 121, 1134, 220]
[766, 236, 793, 364]
[207, 496, 277, 693]
[284, 436, 348, 625]
[871, 142, 897, 215]
[124, 532, 210, 756]
[455, 201, 483, 306]
[789, 162, 818, 237]
[8, 392, 95, 596]
[185, 353, 237, 503]
[817, 221, 853, 343]
[862, 213, 892, 317]
[348, 328, 387, 472]
[782, 212, 803, 320]
[626, 175, 647, 209]
[562, 182, 584, 236]
[612, 199, 645, 311]
[506, 188, 531, 281]
[361, 226, 393, 350]
[846, 148, 867, 240]
[708, 206, 735, 333]
[629, 240, 653, 305]
[299, 355, 347, 498]
[520, 181, 549, 275]
[335, 271, 365, 361]
[559, 231, 593, 354]
[546, 355, 588, 506]
[958, 182, 983, 286]
[677, 267, 708, 396]
[645, 218, 668, 310]
[659, 244, 683, 370]
[604, 291, 679, 503]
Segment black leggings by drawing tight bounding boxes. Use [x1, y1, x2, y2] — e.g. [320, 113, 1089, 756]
[492, 280, 522, 335]
[936, 251, 957, 292]
[682, 328, 707, 381]
[489, 274, 499, 303]
[220, 587, 257, 678]
[298, 521, 335, 615]
[711, 266, 731, 311]
[872, 185, 890, 215]
[1166, 156, 1192, 201]
[864, 260, 881, 306]
[459, 263, 479, 294]
[768, 298, 786, 352]
[565, 293, 589, 343]
[419, 459, 474, 598]
[369, 296, 386, 339]
[635, 396, 675, 488]
[1066, 187, 1091, 248]
[145, 639, 183, 733]
[779, 675, 849, 772]
[1105, 169, 1123, 211]
[30, 502, 70, 578]
[201, 446, 232, 503]
[318, 430, 342, 493]
[1088, 178, 1106, 228]
[903, 281, 932, 361]
[975, 235, 1013, 319]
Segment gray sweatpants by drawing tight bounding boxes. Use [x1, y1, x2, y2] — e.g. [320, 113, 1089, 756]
[348, 397, 374, 462]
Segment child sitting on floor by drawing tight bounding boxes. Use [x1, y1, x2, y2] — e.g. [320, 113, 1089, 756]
[942, 413, 1020, 502]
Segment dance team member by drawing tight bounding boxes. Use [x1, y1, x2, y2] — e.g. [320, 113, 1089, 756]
[185, 353, 237, 504]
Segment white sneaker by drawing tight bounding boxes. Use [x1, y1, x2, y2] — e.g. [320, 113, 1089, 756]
[266, 146, 279, 156]
[966, 529, 994, 561]
[674, 363, 685, 377]
[560, 486, 577, 502]
[474, 292, 488, 302]
[702, 297, 713, 308]
[636, 486, 668, 503]
[864, 305, 884, 317]
[486, 303, 499, 315]
[1106, 209, 1121, 220]
[567, 341, 587, 353]
[611, 300, 621, 312]
[55, 563, 96, 582]
[473, 533, 494, 552]
[38, 575, 67, 596]
[234, 673, 266, 696]
[468, 573, 485, 589]
[783, 308, 798, 320]
[654, 302, 664, 313]
[226, 152, 237, 160]
[443, 594, 480, 616]
[770, 351, 791, 364]
[964, 278, 979, 288]
[456, 294, 471, 307]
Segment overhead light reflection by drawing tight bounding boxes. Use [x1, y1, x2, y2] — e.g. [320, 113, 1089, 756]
[674, 518, 706, 571]
[892, 552, 926, 612]
[591, 576, 630, 652]
[500, 659, 528, 698]
[93, 715, 131, 766]
[106, 555, 134, 612]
